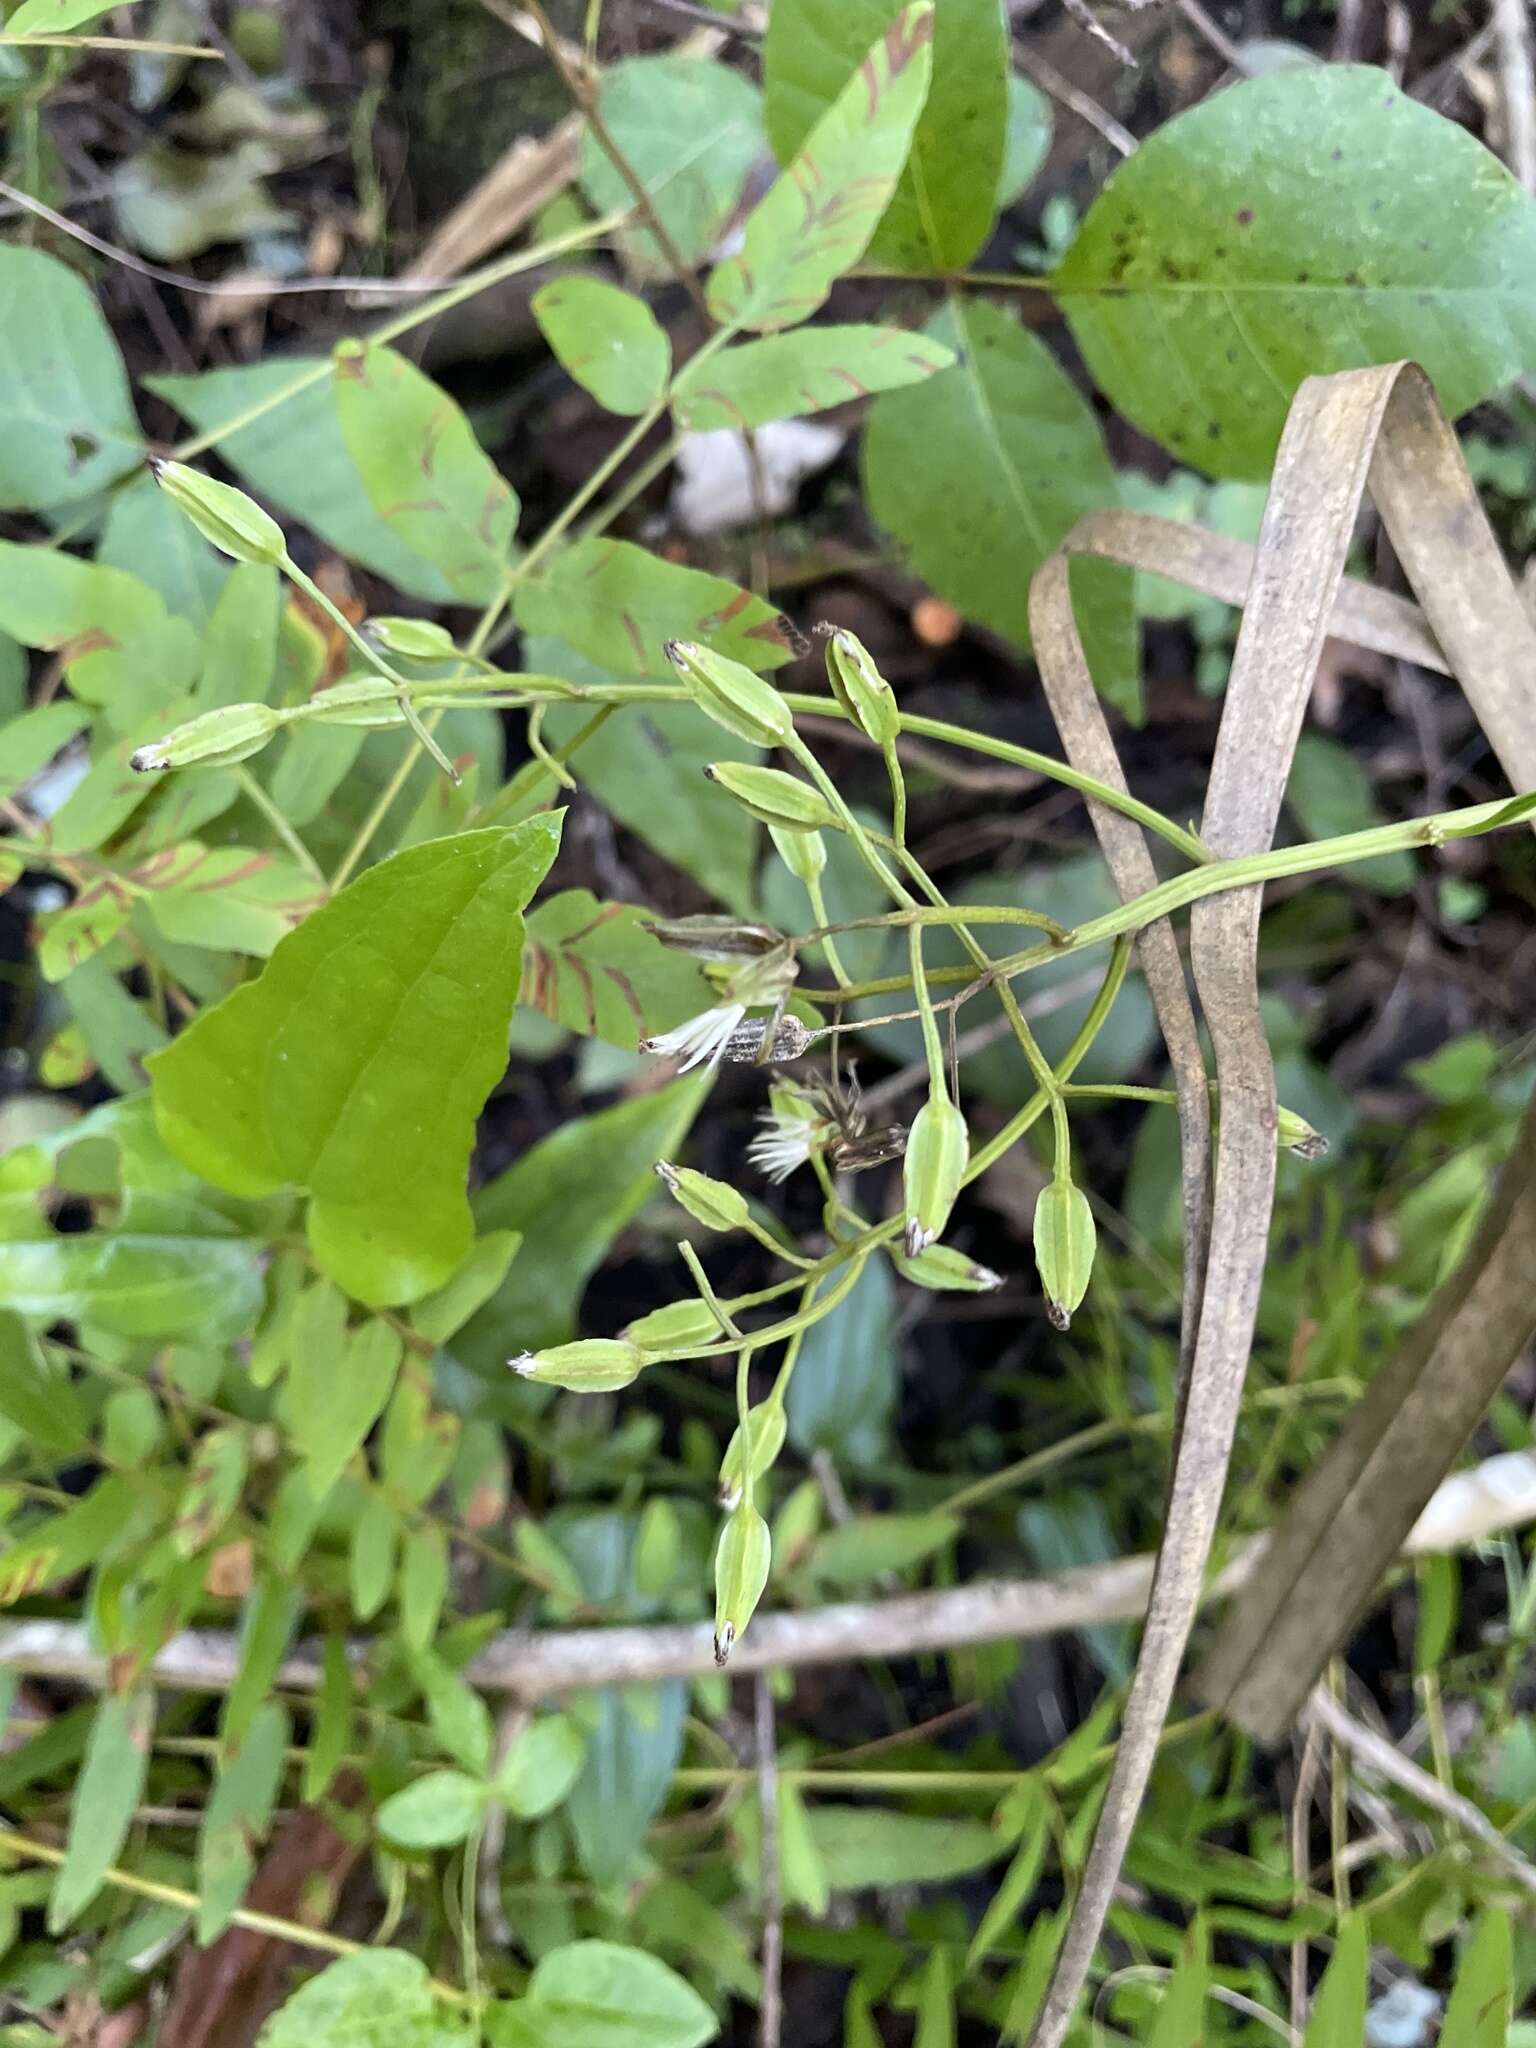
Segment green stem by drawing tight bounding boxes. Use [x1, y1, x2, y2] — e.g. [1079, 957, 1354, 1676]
[284, 561, 459, 781]
[234, 768, 325, 884]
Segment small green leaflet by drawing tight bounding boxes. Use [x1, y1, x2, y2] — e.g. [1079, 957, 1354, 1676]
[197, 1703, 289, 1941]
[488, 1939, 717, 2048]
[257, 1949, 473, 2048]
[285, 1317, 403, 1498]
[399, 1523, 450, 1649]
[48, 1687, 154, 1931]
[1300, 1913, 1366, 2048]
[532, 278, 671, 417]
[334, 341, 520, 603]
[673, 325, 953, 432]
[708, 4, 935, 331]
[0, 1314, 86, 1454]
[1055, 65, 1536, 478]
[861, 297, 1139, 718]
[378, 1769, 486, 1849]
[1440, 1911, 1512, 2048]
[763, 0, 1008, 272]
[513, 538, 801, 677]
[521, 890, 712, 1050]
[496, 1714, 586, 1819]
[0, 245, 144, 508]
[149, 818, 562, 1306]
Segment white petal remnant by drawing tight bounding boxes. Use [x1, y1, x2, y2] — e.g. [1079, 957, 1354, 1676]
[747, 1088, 824, 1183]
[640, 1003, 747, 1072]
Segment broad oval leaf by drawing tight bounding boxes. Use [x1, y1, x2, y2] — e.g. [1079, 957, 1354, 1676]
[378, 1768, 486, 1850]
[258, 1949, 472, 2048]
[764, 0, 1008, 271]
[674, 325, 953, 432]
[334, 341, 520, 602]
[709, 4, 935, 331]
[0, 246, 144, 509]
[861, 297, 1138, 717]
[495, 1713, 587, 1819]
[1056, 65, 1536, 477]
[514, 539, 801, 677]
[511, 1938, 717, 2048]
[521, 889, 712, 1050]
[148, 818, 563, 1306]
[578, 55, 764, 279]
[532, 277, 671, 417]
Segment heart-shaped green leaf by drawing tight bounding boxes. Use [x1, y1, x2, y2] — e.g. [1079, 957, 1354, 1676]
[149, 818, 562, 1306]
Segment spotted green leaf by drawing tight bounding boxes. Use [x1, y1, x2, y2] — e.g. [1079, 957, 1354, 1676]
[521, 890, 712, 1051]
[1056, 65, 1536, 478]
[674, 324, 953, 431]
[764, 0, 1007, 271]
[708, 4, 935, 330]
[148, 819, 562, 1306]
[514, 539, 800, 677]
[861, 297, 1138, 717]
[334, 341, 519, 603]
[532, 277, 671, 417]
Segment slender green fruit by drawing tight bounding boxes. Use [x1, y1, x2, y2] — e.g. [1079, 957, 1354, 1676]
[902, 1092, 968, 1256]
[362, 616, 460, 661]
[507, 1339, 643, 1392]
[130, 701, 283, 773]
[665, 638, 792, 746]
[623, 1299, 725, 1351]
[714, 1497, 771, 1664]
[704, 761, 840, 833]
[151, 458, 288, 567]
[1033, 1175, 1097, 1330]
[717, 1399, 788, 1511]
[770, 820, 827, 885]
[823, 626, 899, 747]
[655, 1161, 749, 1233]
[891, 1240, 1003, 1293]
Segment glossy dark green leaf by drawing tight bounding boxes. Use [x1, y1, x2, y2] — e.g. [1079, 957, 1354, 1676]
[764, 0, 1006, 270]
[1056, 66, 1536, 477]
[258, 1949, 473, 2048]
[514, 539, 800, 678]
[532, 277, 671, 417]
[334, 341, 520, 603]
[862, 297, 1138, 715]
[198, 1702, 289, 1941]
[148, 363, 461, 602]
[567, 1680, 687, 1887]
[0, 245, 144, 508]
[522, 890, 713, 1050]
[674, 325, 953, 432]
[149, 819, 562, 1306]
[48, 1688, 153, 1930]
[709, 5, 934, 330]
[462, 1074, 709, 1364]
[578, 55, 764, 279]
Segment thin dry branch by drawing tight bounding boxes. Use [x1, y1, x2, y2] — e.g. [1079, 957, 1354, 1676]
[0, 1450, 1531, 1702]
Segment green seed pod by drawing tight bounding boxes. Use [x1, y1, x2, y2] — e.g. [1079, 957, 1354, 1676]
[824, 626, 899, 747]
[665, 638, 792, 747]
[1276, 1105, 1329, 1160]
[623, 1298, 725, 1352]
[647, 915, 786, 961]
[151, 459, 288, 567]
[507, 1338, 643, 1392]
[713, 1496, 771, 1664]
[704, 761, 840, 834]
[890, 1240, 1003, 1293]
[1032, 1174, 1097, 1331]
[296, 677, 409, 727]
[902, 1091, 968, 1256]
[769, 820, 826, 886]
[130, 700, 283, 773]
[363, 616, 459, 661]
[655, 1161, 749, 1233]
[717, 1398, 788, 1511]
